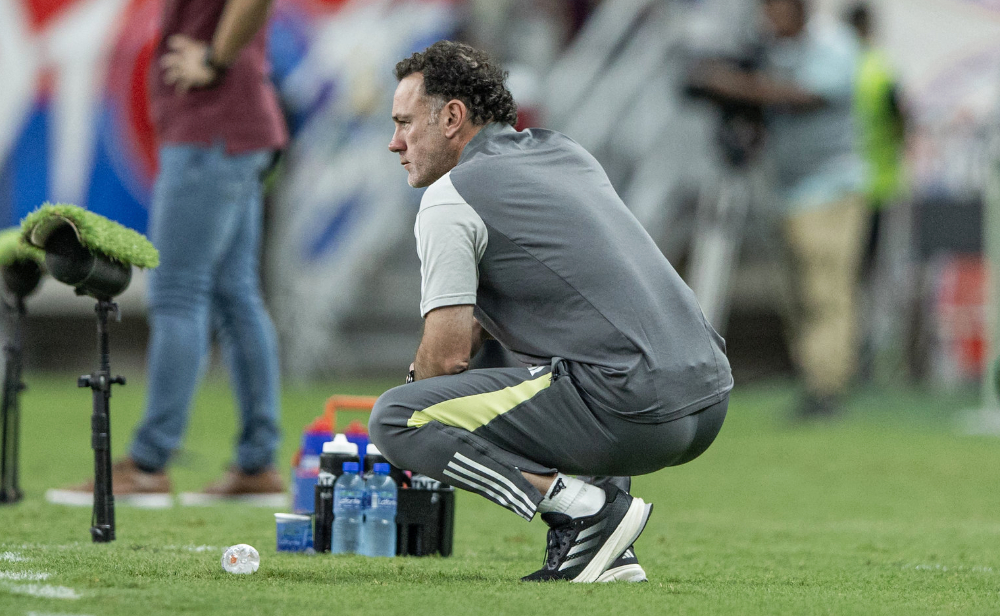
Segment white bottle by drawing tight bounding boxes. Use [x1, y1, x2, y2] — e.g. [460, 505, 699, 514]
[221, 544, 260, 574]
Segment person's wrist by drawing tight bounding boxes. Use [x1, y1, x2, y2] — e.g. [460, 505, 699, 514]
[202, 47, 228, 85]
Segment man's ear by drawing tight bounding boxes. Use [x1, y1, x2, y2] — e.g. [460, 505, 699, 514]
[441, 99, 468, 139]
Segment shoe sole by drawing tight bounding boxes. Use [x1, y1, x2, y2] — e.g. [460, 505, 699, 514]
[597, 563, 648, 583]
[45, 489, 174, 509]
[178, 492, 289, 508]
[572, 498, 653, 583]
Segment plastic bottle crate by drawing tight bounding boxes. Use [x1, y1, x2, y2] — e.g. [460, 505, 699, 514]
[319, 395, 456, 557]
[396, 484, 455, 557]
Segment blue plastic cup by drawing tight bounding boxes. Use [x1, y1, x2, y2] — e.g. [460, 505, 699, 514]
[275, 513, 314, 552]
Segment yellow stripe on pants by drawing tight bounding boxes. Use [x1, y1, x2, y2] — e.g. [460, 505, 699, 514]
[406, 373, 552, 432]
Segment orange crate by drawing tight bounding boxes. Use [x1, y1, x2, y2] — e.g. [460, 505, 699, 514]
[323, 395, 378, 435]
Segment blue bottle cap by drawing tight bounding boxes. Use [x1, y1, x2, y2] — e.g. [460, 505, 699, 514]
[373, 463, 390, 475]
[342, 461, 359, 473]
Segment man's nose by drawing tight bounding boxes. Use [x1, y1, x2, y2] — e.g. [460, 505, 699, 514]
[389, 131, 404, 152]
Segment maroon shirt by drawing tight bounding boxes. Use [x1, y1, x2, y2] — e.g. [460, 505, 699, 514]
[148, 0, 288, 154]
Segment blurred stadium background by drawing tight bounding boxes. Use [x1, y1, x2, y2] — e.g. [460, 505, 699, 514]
[0, 0, 997, 400]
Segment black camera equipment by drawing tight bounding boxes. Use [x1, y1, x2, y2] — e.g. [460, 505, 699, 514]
[0, 257, 43, 505]
[684, 50, 767, 170]
[30, 218, 133, 542]
[682, 49, 768, 332]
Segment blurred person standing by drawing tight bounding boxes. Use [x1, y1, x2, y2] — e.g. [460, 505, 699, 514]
[845, 2, 909, 381]
[48, 0, 288, 507]
[846, 1, 906, 266]
[691, 0, 865, 419]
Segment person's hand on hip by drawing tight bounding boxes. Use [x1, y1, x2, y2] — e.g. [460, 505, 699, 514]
[161, 35, 222, 93]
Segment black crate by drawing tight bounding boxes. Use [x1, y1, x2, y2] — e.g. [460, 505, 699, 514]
[396, 487, 455, 557]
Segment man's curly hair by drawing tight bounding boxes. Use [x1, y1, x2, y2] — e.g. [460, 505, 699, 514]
[395, 41, 517, 127]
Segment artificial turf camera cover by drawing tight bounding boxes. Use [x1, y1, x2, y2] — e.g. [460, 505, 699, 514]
[21, 203, 158, 269]
[0, 227, 46, 298]
[0, 228, 44, 269]
[20, 203, 158, 299]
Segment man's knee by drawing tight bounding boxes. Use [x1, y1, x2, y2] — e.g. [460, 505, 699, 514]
[367, 385, 415, 467]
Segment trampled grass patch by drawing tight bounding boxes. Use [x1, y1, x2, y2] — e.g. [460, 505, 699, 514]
[1, 374, 998, 615]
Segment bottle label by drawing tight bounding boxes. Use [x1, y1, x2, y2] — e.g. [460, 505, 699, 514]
[317, 471, 335, 487]
[370, 495, 397, 509]
[337, 495, 362, 509]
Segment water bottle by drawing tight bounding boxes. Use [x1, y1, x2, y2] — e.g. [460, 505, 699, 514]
[221, 544, 260, 574]
[361, 463, 397, 557]
[331, 461, 363, 554]
[314, 435, 359, 553]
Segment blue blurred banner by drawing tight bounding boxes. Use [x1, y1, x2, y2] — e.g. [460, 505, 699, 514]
[0, 0, 454, 234]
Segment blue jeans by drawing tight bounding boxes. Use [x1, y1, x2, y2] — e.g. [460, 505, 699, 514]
[130, 143, 281, 472]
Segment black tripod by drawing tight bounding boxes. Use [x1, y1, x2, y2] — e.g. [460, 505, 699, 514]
[78, 299, 126, 542]
[0, 296, 27, 504]
[39, 222, 132, 543]
[0, 259, 42, 506]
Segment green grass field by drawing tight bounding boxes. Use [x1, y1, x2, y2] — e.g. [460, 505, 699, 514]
[1, 373, 998, 615]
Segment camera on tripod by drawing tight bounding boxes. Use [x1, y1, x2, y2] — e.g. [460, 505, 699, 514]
[26, 215, 132, 301]
[684, 50, 767, 169]
[20, 204, 158, 542]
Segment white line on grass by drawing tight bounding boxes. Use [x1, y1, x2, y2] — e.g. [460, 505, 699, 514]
[5, 584, 80, 599]
[4, 544, 83, 551]
[0, 571, 52, 581]
[26, 612, 94, 616]
[0, 552, 27, 562]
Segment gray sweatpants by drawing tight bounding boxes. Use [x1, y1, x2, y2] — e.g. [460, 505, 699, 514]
[368, 360, 727, 520]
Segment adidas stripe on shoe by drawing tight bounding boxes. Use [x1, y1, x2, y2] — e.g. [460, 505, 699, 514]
[597, 546, 648, 582]
[521, 484, 653, 583]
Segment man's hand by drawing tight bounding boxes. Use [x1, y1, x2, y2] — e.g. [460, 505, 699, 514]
[161, 35, 220, 93]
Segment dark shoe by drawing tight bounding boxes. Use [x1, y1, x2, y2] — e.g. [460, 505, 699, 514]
[521, 485, 652, 583]
[179, 466, 287, 507]
[578, 477, 648, 582]
[46, 458, 173, 509]
[597, 545, 648, 582]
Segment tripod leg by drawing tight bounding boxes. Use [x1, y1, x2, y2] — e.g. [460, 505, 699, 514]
[87, 300, 118, 542]
[0, 308, 22, 505]
[688, 173, 752, 335]
[0, 377, 10, 503]
[89, 384, 114, 542]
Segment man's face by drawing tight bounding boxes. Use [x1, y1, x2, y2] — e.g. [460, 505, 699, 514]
[389, 73, 456, 188]
[763, 0, 806, 38]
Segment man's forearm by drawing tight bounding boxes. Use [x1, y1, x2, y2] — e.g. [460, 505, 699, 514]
[697, 66, 823, 109]
[411, 305, 477, 380]
[413, 342, 470, 381]
[211, 0, 275, 66]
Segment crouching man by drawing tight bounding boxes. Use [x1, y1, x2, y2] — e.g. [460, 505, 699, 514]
[369, 41, 733, 583]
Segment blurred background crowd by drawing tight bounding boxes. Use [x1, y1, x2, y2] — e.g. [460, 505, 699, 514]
[0, 0, 997, 413]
